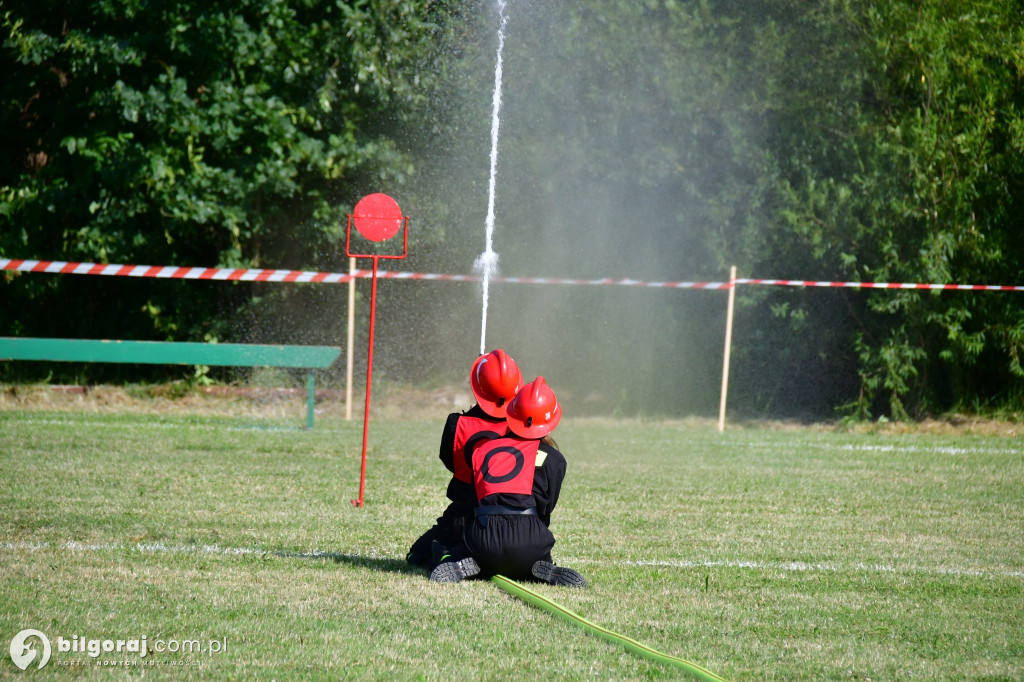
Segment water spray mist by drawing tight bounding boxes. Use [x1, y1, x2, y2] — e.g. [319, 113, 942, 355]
[477, 0, 508, 355]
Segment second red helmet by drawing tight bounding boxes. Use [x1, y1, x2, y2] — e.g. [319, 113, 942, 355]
[506, 376, 561, 439]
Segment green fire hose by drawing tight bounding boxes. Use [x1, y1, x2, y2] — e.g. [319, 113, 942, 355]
[491, 574, 729, 681]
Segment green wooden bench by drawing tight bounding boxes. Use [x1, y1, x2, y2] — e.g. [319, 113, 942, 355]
[0, 337, 341, 428]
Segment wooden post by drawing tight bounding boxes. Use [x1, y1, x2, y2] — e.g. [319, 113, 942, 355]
[345, 256, 356, 421]
[718, 265, 737, 433]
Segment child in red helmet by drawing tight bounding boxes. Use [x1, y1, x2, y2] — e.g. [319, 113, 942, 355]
[430, 376, 586, 587]
[406, 349, 526, 569]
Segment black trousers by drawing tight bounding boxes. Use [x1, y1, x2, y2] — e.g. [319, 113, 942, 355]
[463, 513, 555, 581]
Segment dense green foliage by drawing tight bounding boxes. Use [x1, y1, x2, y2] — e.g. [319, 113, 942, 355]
[2, 0, 1022, 417]
[1, 0, 447, 345]
[757, 1, 1024, 418]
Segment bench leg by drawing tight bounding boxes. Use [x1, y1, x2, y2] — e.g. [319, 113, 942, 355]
[307, 372, 316, 429]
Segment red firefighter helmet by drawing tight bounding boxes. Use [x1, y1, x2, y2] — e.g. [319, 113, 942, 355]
[470, 349, 524, 418]
[506, 376, 561, 439]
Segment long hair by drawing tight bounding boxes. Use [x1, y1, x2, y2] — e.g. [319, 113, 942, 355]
[540, 434, 559, 450]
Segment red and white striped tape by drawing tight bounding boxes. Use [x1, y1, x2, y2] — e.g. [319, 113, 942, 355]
[0, 258, 727, 289]
[0, 258, 354, 283]
[1, 258, 1020, 291]
[736, 278, 1024, 292]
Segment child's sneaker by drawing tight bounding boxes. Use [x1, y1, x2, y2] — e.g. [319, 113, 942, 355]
[531, 560, 587, 588]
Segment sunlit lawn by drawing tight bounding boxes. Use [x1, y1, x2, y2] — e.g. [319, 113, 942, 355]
[1, 402, 1021, 679]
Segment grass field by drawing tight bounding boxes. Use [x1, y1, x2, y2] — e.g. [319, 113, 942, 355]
[1, 392, 1022, 679]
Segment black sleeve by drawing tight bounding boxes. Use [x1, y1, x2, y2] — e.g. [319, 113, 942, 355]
[438, 412, 461, 473]
[532, 446, 567, 526]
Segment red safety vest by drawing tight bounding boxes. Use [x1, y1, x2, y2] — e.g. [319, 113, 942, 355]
[451, 415, 506, 484]
[471, 435, 540, 500]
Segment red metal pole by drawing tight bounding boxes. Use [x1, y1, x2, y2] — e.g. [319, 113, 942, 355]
[352, 255, 379, 507]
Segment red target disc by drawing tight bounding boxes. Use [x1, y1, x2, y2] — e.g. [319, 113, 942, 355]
[352, 193, 403, 242]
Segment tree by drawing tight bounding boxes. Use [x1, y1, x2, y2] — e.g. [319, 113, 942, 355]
[4, 0, 1021, 418]
[759, 0, 1024, 418]
[1, 0, 451, 366]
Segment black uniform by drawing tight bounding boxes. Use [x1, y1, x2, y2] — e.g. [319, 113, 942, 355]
[458, 431, 567, 580]
[406, 405, 566, 570]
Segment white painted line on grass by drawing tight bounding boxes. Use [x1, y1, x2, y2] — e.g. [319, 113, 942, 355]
[614, 557, 1024, 579]
[1, 540, 380, 563]
[3, 416, 344, 434]
[724, 440, 1023, 456]
[830, 443, 1023, 456]
[3, 540, 1021, 579]
[6, 418, 1023, 453]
